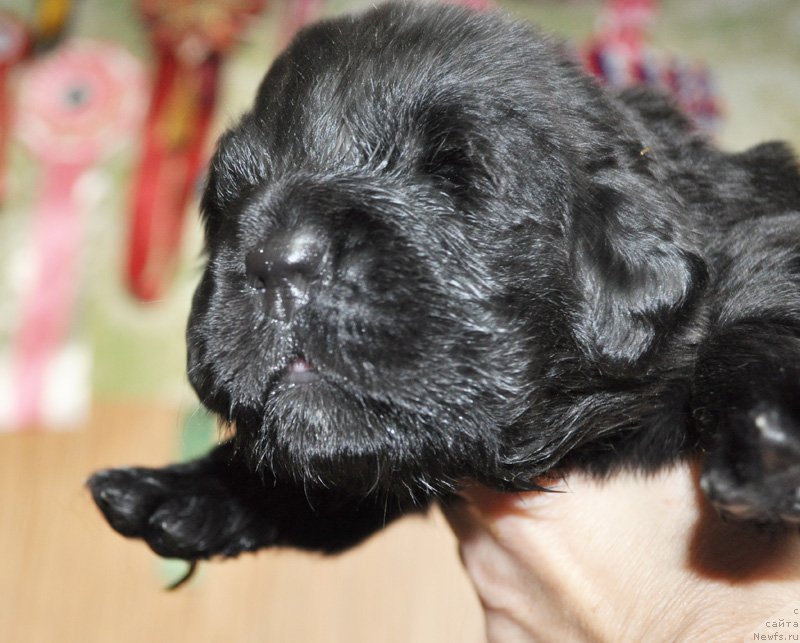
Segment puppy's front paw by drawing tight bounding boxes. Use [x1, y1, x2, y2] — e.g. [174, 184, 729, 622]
[701, 404, 800, 523]
[88, 467, 274, 559]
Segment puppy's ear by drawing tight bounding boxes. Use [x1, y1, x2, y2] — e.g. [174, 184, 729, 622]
[569, 162, 706, 371]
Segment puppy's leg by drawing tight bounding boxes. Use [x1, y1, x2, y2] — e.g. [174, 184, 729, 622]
[693, 323, 800, 523]
[88, 441, 421, 559]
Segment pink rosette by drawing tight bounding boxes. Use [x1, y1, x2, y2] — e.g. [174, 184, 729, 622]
[9, 41, 146, 428]
[17, 40, 146, 166]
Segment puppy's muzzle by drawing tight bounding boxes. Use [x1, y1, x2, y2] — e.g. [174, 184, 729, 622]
[246, 225, 326, 322]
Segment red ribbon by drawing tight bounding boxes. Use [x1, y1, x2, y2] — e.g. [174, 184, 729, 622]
[128, 0, 266, 301]
[128, 47, 219, 301]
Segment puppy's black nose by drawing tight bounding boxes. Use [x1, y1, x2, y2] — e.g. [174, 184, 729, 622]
[246, 226, 326, 321]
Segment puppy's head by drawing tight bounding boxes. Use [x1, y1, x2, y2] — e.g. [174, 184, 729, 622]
[187, 3, 703, 495]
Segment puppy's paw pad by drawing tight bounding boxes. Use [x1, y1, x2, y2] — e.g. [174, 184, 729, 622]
[702, 405, 800, 523]
[88, 468, 169, 537]
[89, 467, 267, 559]
[143, 496, 242, 559]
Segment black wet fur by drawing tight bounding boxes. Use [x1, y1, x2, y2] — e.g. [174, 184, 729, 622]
[89, 2, 800, 563]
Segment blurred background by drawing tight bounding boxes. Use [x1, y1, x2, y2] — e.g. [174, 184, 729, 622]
[0, 0, 798, 641]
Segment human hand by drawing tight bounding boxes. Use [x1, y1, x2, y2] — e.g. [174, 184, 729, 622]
[444, 462, 800, 642]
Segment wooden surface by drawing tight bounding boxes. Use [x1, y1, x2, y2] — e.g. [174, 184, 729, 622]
[0, 403, 484, 643]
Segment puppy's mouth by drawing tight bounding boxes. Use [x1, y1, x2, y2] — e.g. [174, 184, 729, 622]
[279, 355, 321, 385]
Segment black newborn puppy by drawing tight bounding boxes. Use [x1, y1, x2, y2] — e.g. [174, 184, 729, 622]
[90, 2, 800, 562]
